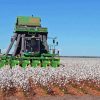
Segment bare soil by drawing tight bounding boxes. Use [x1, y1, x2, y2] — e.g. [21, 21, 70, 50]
[2, 95, 100, 100]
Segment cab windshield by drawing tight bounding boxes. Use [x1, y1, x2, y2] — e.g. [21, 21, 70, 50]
[25, 38, 40, 52]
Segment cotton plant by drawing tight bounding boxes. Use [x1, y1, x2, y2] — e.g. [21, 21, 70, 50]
[0, 58, 99, 90]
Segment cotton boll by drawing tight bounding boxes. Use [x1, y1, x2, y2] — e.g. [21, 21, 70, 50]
[0, 58, 100, 90]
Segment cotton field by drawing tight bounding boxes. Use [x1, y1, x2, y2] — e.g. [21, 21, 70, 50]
[0, 57, 100, 97]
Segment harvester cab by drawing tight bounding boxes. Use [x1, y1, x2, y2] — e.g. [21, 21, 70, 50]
[0, 16, 60, 68]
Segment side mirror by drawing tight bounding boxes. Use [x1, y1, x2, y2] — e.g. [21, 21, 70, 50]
[53, 39, 55, 44]
[56, 42, 58, 46]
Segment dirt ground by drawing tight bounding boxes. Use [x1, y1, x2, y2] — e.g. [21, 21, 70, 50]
[36, 95, 100, 100]
[2, 95, 100, 100]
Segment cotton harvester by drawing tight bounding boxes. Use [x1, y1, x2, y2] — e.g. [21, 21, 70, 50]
[0, 16, 60, 68]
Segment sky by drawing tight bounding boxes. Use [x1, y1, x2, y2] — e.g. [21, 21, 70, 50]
[0, 0, 100, 56]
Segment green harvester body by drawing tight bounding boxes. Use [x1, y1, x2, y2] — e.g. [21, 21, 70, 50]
[0, 16, 60, 68]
